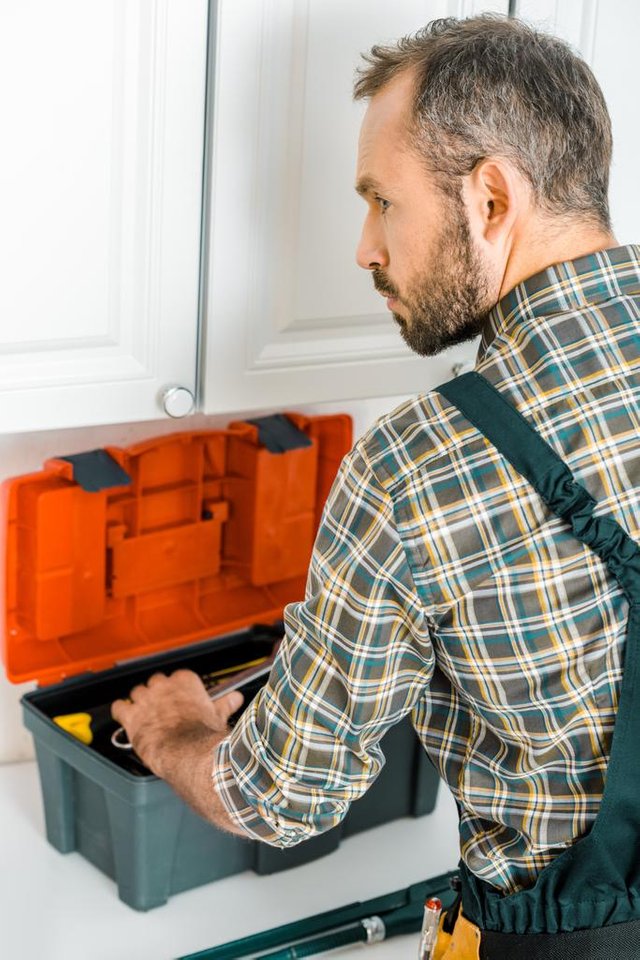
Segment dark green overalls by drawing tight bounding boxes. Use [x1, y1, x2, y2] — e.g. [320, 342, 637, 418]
[436, 371, 640, 958]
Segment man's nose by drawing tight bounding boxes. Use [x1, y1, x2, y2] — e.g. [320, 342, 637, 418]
[355, 214, 389, 270]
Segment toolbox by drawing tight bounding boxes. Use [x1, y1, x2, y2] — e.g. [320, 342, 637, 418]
[1, 412, 440, 911]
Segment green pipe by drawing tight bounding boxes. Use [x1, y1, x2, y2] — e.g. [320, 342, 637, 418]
[259, 922, 370, 960]
[179, 901, 371, 960]
[177, 871, 459, 960]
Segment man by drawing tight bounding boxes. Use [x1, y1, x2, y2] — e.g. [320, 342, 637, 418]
[112, 15, 640, 958]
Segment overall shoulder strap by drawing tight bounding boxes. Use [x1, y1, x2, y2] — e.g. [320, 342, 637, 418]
[436, 370, 640, 936]
[436, 371, 640, 604]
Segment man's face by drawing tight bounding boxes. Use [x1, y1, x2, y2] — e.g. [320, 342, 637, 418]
[355, 70, 498, 356]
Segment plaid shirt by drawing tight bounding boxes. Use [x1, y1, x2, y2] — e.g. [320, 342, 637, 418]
[213, 244, 640, 894]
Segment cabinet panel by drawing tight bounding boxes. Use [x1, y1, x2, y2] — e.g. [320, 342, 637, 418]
[203, 1, 508, 415]
[0, 0, 208, 432]
[515, 0, 599, 56]
[589, 2, 640, 244]
[515, 0, 640, 243]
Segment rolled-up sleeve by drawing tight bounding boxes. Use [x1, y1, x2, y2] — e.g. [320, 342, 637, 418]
[212, 439, 436, 846]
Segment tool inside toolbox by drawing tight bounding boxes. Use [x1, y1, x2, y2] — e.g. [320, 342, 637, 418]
[35, 622, 283, 777]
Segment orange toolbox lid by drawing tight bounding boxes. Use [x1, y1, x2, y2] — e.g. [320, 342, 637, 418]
[1, 412, 352, 686]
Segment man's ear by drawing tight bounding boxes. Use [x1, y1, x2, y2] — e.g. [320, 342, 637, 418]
[464, 158, 522, 246]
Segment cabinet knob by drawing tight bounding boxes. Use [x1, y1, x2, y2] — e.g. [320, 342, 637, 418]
[162, 386, 195, 418]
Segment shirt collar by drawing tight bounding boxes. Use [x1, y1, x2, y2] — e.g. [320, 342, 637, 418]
[476, 243, 640, 364]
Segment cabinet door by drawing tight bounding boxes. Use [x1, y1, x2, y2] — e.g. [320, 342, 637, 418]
[515, 0, 640, 243]
[202, 0, 508, 415]
[0, 0, 208, 433]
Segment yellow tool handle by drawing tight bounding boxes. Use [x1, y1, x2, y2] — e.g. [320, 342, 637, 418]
[53, 712, 94, 745]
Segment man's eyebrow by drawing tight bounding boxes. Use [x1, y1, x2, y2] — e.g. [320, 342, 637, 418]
[354, 176, 384, 198]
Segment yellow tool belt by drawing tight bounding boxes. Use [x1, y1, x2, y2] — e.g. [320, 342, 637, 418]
[433, 910, 482, 960]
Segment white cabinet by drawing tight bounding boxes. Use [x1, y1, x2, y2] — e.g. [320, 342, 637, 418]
[0, 0, 208, 433]
[202, 0, 508, 415]
[515, 0, 640, 244]
[4, 1, 634, 431]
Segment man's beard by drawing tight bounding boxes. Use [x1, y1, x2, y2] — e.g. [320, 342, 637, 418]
[373, 207, 494, 357]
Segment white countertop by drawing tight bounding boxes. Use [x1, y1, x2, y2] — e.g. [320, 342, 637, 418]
[0, 760, 460, 960]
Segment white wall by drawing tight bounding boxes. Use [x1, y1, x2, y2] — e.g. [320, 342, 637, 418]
[0, 392, 413, 762]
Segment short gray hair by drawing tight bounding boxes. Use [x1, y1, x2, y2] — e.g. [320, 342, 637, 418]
[353, 15, 612, 229]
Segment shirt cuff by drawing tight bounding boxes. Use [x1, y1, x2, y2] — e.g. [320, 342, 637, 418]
[212, 734, 310, 848]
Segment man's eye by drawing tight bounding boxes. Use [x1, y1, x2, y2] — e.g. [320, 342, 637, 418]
[375, 196, 391, 214]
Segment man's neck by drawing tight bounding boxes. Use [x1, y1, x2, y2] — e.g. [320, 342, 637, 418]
[498, 222, 618, 301]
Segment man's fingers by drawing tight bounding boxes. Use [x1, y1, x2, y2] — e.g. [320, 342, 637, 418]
[111, 698, 130, 723]
[147, 672, 168, 688]
[129, 683, 150, 703]
[110, 673, 243, 736]
[170, 669, 205, 690]
[211, 690, 244, 722]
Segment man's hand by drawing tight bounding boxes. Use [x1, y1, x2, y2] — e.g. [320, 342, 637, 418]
[111, 670, 247, 835]
[111, 669, 242, 774]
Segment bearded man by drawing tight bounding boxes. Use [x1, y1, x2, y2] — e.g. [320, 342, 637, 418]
[113, 16, 640, 958]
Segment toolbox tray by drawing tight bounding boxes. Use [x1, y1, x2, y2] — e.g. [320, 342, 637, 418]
[4, 413, 440, 910]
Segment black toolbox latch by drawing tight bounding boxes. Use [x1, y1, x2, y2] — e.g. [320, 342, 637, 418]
[58, 450, 132, 493]
[246, 414, 313, 454]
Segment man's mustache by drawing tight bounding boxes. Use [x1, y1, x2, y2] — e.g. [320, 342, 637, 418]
[372, 270, 400, 299]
